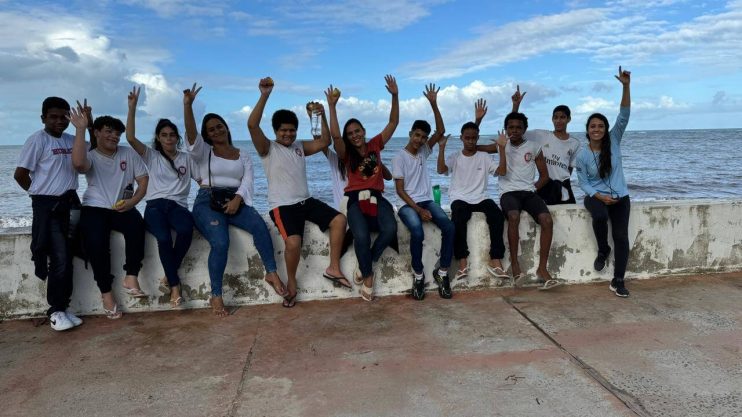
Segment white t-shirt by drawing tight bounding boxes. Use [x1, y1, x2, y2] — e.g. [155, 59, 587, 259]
[326, 149, 347, 210]
[82, 146, 148, 209]
[498, 139, 542, 195]
[143, 146, 200, 208]
[392, 144, 432, 204]
[525, 130, 580, 181]
[444, 150, 498, 204]
[261, 141, 310, 209]
[17, 129, 78, 196]
[188, 134, 254, 206]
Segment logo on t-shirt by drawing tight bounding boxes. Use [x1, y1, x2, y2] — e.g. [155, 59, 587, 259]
[294, 147, 303, 157]
[178, 166, 187, 175]
[51, 147, 73, 155]
[120, 161, 127, 171]
[524, 152, 533, 162]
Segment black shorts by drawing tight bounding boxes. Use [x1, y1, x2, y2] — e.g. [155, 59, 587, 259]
[500, 191, 550, 223]
[269, 197, 340, 239]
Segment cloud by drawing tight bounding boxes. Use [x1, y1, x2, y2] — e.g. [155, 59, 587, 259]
[120, 0, 230, 18]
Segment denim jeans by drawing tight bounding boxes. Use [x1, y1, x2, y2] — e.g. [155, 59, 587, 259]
[346, 196, 397, 277]
[192, 188, 277, 296]
[397, 200, 454, 274]
[144, 198, 194, 287]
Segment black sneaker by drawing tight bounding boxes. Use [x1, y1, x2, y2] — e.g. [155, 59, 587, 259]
[433, 268, 452, 299]
[412, 275, 426, 301]
[609, 278, 630, 298]
[594, 250, 610, 271]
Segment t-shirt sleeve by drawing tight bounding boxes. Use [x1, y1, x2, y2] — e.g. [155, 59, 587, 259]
[187, 134, 209, 163]
[142, 145, 156, 166]
[391, 154, 404, 179]
[369, 134, 384, 152]
[132, 150, 148, 178]
[236, 153, 254, 207]
[17, 135, 42, 170]
[569, 139, 580, 168]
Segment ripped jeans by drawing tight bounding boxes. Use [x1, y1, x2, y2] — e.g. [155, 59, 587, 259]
[192, 188, 277, 296]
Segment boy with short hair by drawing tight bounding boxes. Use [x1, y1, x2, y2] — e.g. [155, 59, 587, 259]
[248, 77, 349, 308]
[497, 112, 562, 289]
[393, 84, 454, 300]
[15, 97, 83, 331]
[436, 121, 508, 284]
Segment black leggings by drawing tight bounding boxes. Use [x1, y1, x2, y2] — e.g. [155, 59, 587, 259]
[79, 206, 145, 293]
[451, 199, 505, 260]
[584, 195, 630, 279]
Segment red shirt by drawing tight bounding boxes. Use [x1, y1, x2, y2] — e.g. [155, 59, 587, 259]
[344, 134, 385, 192]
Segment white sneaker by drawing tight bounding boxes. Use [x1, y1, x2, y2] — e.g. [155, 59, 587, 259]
[50, 311, 74, 331]
[65, 310, 83, 327]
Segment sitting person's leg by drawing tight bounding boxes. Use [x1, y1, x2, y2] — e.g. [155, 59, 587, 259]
[450, 200, 473, 277]
[112, 208, 146, 295]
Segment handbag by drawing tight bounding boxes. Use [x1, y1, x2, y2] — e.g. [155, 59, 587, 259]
[208, 150, 241, 214]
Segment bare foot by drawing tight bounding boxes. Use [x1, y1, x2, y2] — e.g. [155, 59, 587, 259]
[209, 296, 229, 318]
[265, 272, 288, 297]
[536, 267, 552, 281]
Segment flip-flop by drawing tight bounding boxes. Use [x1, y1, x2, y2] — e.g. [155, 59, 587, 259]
[265, 276, 288, 297]
[353, 267, 364, 285]
[538, 278, 566, 291]
[454, 266, 468, 281]
[282, 293, 297, 308]
[360, 281, 374, 302]
[323, 272, 352, 289]
[123, 286, 148, 298]
[170, 296, 184, 308]
[486, 265, 509, 278]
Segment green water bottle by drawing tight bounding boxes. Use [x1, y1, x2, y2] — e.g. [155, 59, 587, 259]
[432, 184, 441, 205]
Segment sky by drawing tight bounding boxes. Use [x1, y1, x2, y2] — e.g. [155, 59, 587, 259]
[1, 0, 741, 145]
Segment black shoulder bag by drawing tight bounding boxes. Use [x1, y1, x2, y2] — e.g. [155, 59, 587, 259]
[208, 150, 240, 214]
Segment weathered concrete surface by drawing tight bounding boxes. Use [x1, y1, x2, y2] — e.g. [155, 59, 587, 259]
[1, 199, 741, 318]
[0, 273, 739, 417]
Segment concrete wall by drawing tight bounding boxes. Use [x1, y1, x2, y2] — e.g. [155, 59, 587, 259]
[1, 199, 741, 319]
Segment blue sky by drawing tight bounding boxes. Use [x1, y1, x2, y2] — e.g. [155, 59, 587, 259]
[1, 0, 741, 144]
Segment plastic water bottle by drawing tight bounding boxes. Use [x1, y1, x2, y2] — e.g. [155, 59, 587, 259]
[122, 184, 134, 200]
[311, 110, 321, 137]
[432, 184, 441, 205]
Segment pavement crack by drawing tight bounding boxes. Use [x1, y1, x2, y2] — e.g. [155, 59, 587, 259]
[504, 297, 652, 417]
[226, 320, 260, 417]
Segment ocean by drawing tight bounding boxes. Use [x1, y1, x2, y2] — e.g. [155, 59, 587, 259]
[2, 128, 741, 232]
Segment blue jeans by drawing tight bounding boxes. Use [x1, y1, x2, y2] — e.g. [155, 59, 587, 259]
[397, 200, 454, 274]
[346, 196, 397, 277]
[192, 188, 277, 296]
[144, 199, 194, 287]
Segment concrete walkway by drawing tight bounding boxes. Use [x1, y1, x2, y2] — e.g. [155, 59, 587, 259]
[1, 273, 740, 417]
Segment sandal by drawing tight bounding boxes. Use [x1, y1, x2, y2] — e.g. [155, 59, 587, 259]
[123, 286, 148, 298]
[323, 271, 352, 289]
[104, 304, 122, 320]
[486, 265, 509, 278]
[538, 278, 566, 291]
[170, 296, 184, 308]
[454, 266, 468, 281]
[265, 274, 288, 297]
[282, 293, 297, 308]
[360, 281, 374, 302]
[353, 267, 364, 285]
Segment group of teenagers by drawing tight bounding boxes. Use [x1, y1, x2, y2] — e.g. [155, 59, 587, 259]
[15, 66, 633, 331]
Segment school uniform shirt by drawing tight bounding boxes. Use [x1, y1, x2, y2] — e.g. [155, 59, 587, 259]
[82, 146, 148, 209]
[525, 130, 580, 182]
[188, 134, 253, 206]
[444, 150, 498, 204]
[498, 139, 543, 195]
[143, 146, 200, 208]
[17, 129, 78, 196]
[326, 149, 347, 210]
[391, 143, 432, 204]
[261, 140, 310, 209]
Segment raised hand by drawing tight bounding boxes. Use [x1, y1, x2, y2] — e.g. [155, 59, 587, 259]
[325, 85, 340, 106]
[128, 86, 141, 109]
[385, 75, 398, 96]
[311, 102, 325, 117]
[67, 106, 88, 130]
[496, 130, 508, 147]
[438, 134, 450, 148]
[423, 83, 440, 103]
[475, 98, 488, 120]
[615, 66, 631, 85]
[305, 101, 316, 118]
[511, 85, 526, 107]
[183, 82, 202, 106]
[259, 77, 274, 95]
[75, 98, 93, 123]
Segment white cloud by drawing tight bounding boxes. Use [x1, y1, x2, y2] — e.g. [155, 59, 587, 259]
[120, 0, 229, 17]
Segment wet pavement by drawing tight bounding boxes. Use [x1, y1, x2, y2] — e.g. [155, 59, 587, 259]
[1, 273, 740, 417]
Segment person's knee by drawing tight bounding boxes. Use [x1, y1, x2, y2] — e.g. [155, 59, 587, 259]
[539, 213, 553, 230]
[409, 226, 424, 242]
[441, 219, 454, 235]
[506, 211, 520, 224]
[284, 235, 302, 253]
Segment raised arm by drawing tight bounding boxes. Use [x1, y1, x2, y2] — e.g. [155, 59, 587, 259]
[126, 86, 147, 156]
[474, 98, 488, 127]
[511, 85, 526, 113]
[183, 83, 202, 145]
[616, 66, 631, 108]
[424, 83, 445, 148]
[534, 151, 550, 190]
[495, 131, 507, 176]
[436, 134, 449, 174]
[324, 86, 345, 159]
[69, 107, 91, 173]
[247, 77, 274, 157]
[76, 98, 95, 140]
[380, 75, 399, 143]
[302, 103, 331, 156]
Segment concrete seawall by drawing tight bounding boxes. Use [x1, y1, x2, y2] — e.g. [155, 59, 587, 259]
[1, 199, 740, 319]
